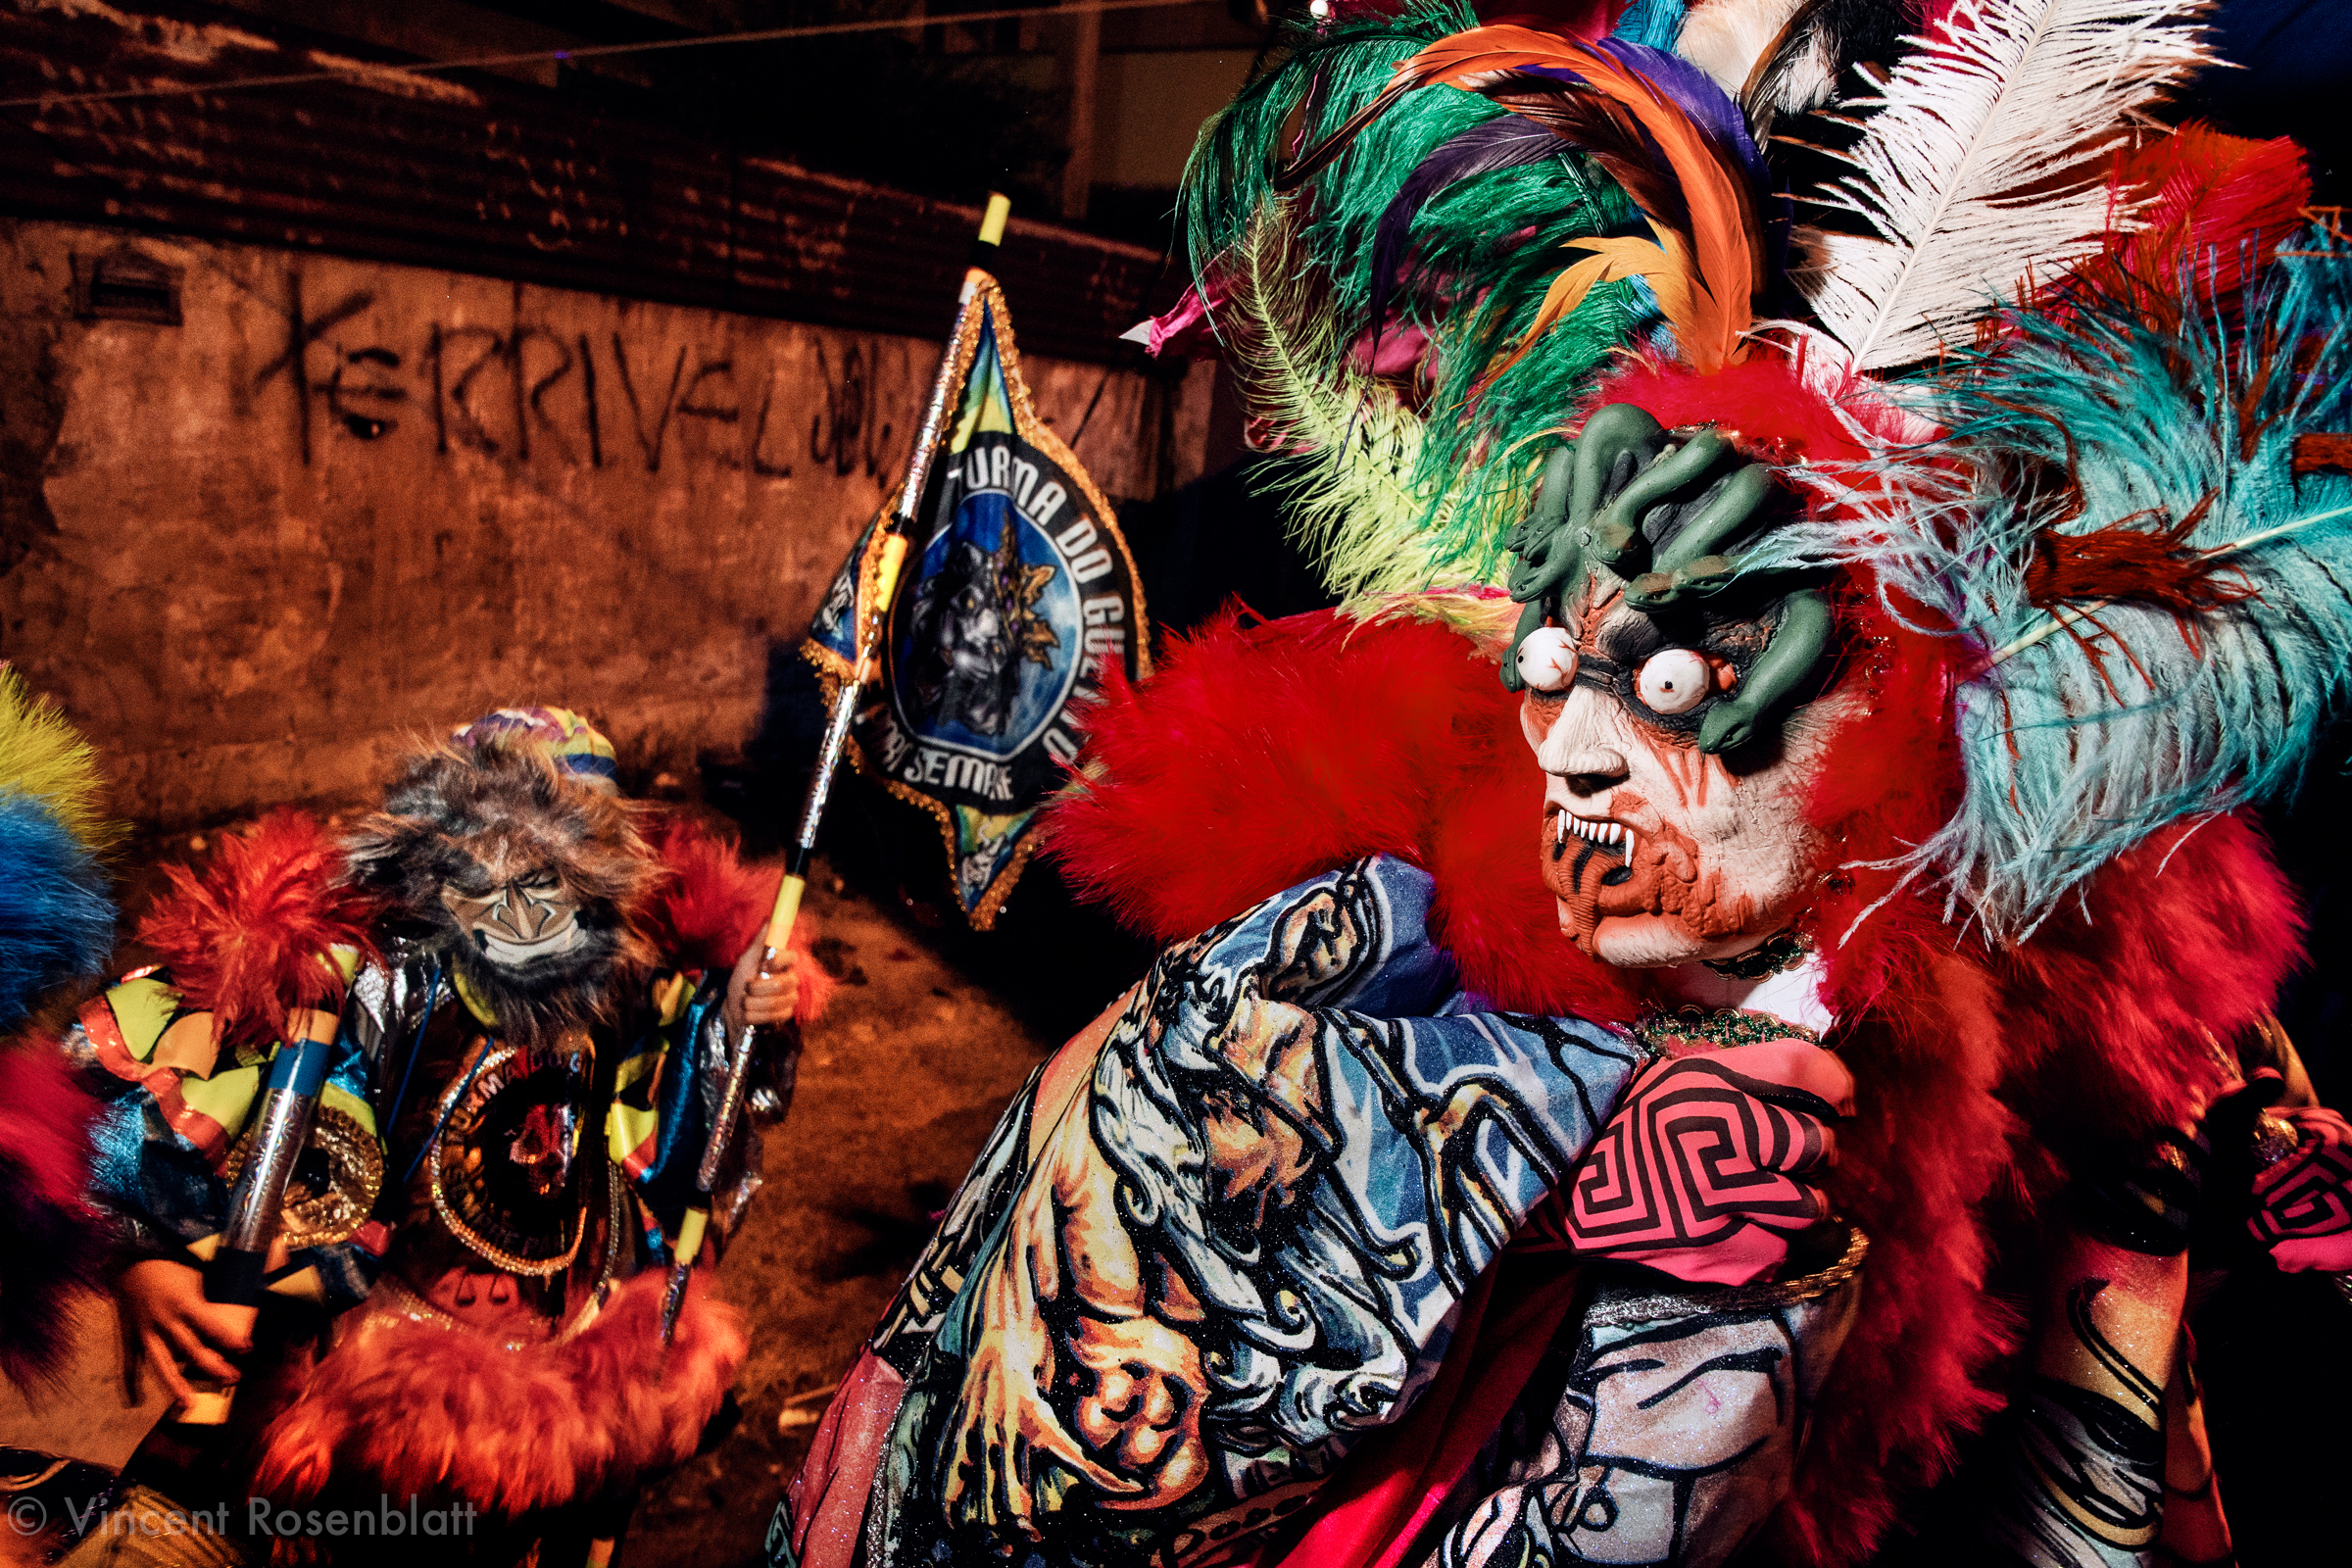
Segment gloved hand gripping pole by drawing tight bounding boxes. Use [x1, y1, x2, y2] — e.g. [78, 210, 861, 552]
[176, 1000, 345, 1423]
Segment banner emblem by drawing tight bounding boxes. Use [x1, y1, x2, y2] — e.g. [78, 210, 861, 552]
[806, 283, 1149, 927]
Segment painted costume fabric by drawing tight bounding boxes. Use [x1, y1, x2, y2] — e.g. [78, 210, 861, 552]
[777, 856, 1655, 1566]
[976, 0, 2352, 1559]
[63, 713, 827, 1550]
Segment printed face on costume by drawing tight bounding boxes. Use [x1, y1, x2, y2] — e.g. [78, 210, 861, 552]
[908, 536, 1019, 736]
[1521, 582, 1849, 968]
[438, 862, 587, 970]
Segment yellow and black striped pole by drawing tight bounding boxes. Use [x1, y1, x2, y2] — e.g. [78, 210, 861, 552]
[660, 193, 1013, 1345]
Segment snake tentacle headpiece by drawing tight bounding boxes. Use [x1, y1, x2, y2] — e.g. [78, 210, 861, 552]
[1149, 0, 2348, 944]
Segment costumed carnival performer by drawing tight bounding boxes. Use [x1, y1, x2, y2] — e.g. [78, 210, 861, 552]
[0, 666, 121, 1546]
[774, 2, 2352, 1565]
[57, 707, 830, 1566]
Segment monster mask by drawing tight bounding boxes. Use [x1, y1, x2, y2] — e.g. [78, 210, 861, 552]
[343, 709, 659, 1041]
[1505, 406, 1848, 968]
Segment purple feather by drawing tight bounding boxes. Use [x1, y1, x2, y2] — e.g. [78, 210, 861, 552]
[1516, 38, 1766, 186]
[1368, 117, 1571, 338]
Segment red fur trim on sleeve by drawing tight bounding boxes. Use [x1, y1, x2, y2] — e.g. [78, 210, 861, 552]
[789, 921, 833, 1024]
[0, 1039, 101, 1389]
[1044, 607, 1646, 1022]
[641, 813, 833, 1023]
[134, 810, 378, 1051]
[248, 1268, 744, 1521]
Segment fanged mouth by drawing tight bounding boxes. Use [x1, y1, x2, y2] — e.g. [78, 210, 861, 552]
[474, 924, 586, 966]
[1551, 808, 1637, 886]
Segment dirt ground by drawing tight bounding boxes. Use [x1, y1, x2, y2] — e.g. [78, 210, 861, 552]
[625, 857, 1062, 1566]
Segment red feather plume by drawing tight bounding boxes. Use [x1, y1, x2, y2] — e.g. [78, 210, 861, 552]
[2053, 122, 2313, 327]
[639, 813, 832, 1023]
[134, 810, 377, 1051]
[1046, 606, 1649, 1025]
[0, 1039, 102, 1389]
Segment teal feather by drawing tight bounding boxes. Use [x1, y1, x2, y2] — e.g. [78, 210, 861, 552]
[1758, 238, 2352, 941]
[1613, 0, 1689, 51]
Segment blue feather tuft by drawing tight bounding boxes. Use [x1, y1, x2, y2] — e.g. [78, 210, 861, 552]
[0, 793, 115, 1029]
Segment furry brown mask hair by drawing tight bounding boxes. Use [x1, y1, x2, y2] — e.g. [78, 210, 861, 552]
[342, 743, 661, 1044]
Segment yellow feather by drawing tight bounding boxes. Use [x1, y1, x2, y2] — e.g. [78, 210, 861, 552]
[0, 665, 120, 853]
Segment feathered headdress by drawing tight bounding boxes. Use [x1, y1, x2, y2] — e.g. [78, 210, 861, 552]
[1157, 0, 2340, 944]
[0, 666, 115, 1387]
[0, 665, 117, 1031]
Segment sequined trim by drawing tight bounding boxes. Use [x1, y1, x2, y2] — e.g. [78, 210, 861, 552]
[353, 1274, 606, 1351]
[221, 1103, 383, 1248]
[426, 1042, 591, 1278]
[1699, 929, 1813, 981]
[1632, 1004, 1824, 1054]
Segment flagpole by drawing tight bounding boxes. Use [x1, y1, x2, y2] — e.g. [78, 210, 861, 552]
[660, 193, 1013, 1346]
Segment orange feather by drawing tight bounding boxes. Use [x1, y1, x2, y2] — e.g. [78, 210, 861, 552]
[1281, 25, 1760, 374]
[1399, 26, 1757, 370]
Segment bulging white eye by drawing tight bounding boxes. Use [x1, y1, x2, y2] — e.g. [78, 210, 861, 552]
[1516, 626, 1579, 693]
[1636, 648, 1712, 713]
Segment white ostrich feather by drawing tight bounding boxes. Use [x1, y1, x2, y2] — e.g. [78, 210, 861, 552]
[1796, 0, 2214, 370]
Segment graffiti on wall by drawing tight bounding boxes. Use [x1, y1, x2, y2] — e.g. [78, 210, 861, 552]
[251, 277, 917, 481]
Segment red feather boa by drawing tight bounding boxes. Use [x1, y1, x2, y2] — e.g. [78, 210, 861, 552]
[641, 812, 834, 1024]
[248, 1269, 742, 1523]
[1044, 605, 2302, 1562]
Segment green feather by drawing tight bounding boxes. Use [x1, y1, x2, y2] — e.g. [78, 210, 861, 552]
[1178, 1, 1661, 599]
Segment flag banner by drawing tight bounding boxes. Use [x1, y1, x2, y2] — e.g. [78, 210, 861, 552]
[803, 278, 1150, 928]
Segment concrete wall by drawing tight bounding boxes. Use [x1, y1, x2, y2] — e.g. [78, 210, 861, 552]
[0, 220, 1211, 827]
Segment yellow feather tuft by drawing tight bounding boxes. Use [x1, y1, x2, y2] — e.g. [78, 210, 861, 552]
[0, 665, 121, 853]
